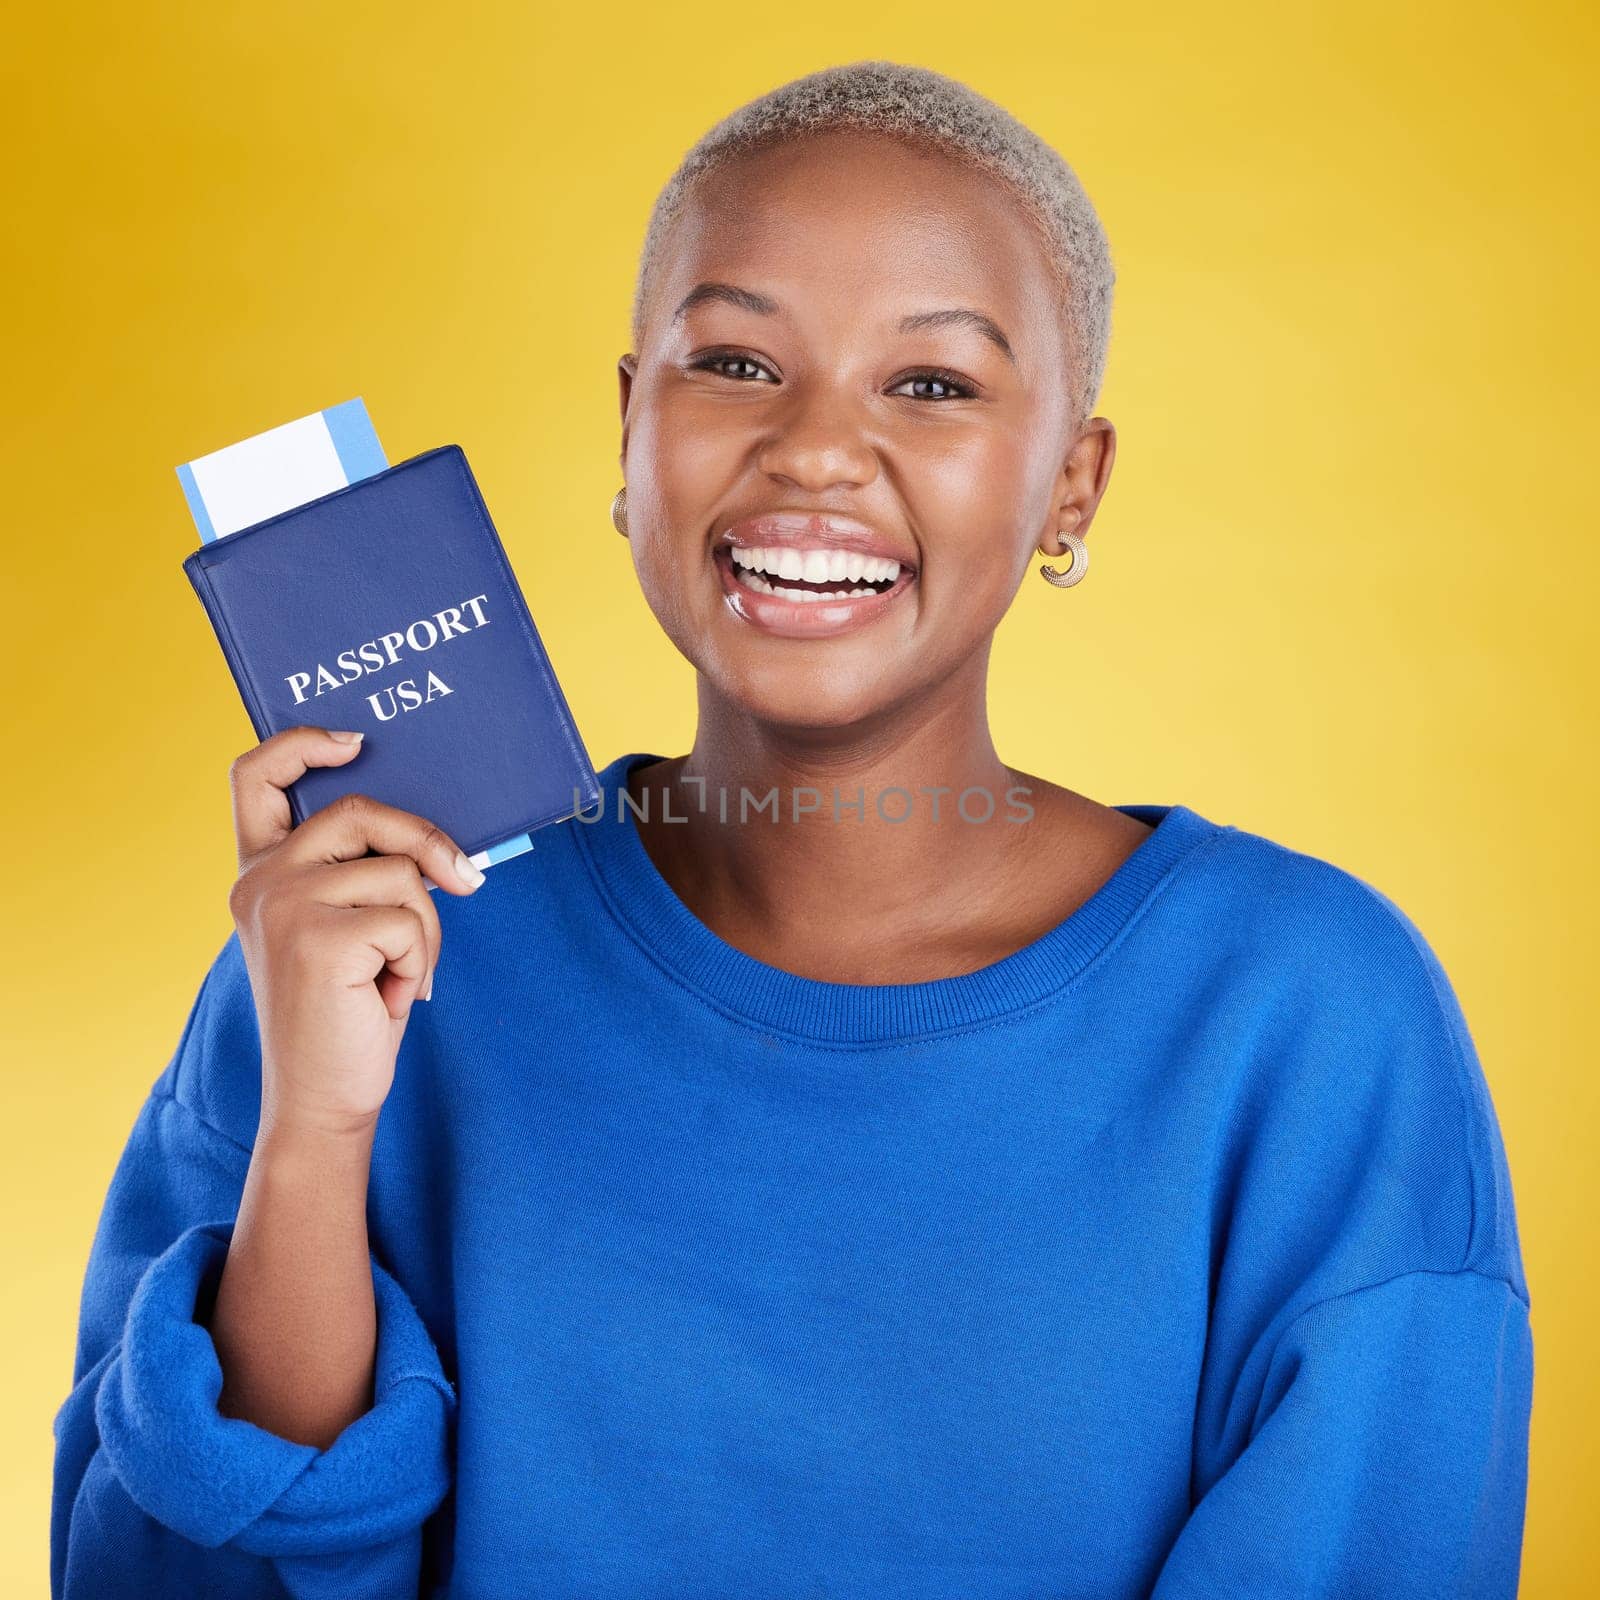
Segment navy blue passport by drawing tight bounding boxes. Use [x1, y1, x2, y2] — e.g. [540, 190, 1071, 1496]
[182, 445, 600, 869]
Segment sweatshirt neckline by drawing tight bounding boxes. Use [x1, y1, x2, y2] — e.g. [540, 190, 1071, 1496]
[569, 751, 1222, 1045]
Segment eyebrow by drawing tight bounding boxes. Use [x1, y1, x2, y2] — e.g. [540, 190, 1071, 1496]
[671, 281, 1016, 365]
[896, 307, 1015, 365]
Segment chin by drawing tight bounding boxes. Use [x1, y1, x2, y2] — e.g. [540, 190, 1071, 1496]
[709, 656, 904, 736]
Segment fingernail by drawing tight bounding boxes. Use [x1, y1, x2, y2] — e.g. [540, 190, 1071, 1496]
[421, 970, 434, 1001]
[454, 852, 486, 889]
[329, 730, 364, 744]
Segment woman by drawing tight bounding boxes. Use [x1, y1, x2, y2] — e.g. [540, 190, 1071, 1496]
[52, 60, 1531, 1600]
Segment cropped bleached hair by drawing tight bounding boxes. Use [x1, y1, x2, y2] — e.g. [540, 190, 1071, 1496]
[631, 59, 1115, 421]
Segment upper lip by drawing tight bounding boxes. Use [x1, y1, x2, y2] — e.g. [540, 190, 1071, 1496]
[714, 511, 918, 571]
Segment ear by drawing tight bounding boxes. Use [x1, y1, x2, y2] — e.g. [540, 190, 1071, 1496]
[1037, 416, 1117, 558]
[617, 354, 638, 469]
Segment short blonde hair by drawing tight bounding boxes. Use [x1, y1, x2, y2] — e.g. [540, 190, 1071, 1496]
[631, 59, 1115, 419]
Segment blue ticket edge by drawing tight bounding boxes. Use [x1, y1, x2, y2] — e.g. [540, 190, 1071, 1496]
[177, 397, 389, 545]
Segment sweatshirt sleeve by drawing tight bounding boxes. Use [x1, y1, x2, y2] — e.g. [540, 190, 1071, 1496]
[1152, 854, 1534, 1598]
[51, 942, 456, 1600]
[1148, 1267, 1532, 1598]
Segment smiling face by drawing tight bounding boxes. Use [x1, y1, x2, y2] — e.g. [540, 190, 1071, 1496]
[618, 128, 1114, 732]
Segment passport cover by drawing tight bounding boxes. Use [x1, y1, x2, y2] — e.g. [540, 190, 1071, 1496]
[182, 444, 600, 865]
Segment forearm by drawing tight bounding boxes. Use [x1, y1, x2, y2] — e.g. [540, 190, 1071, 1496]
[210, 1108, 379, 1449]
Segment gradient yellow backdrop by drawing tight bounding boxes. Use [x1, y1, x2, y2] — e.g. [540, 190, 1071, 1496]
[2, 2, 1593, 1593]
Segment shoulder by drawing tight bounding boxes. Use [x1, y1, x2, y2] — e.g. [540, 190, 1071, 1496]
[1187, 814, 1476, 1031]
[1183, 817, 1526, 1300]
[151, 928, 263, 1154]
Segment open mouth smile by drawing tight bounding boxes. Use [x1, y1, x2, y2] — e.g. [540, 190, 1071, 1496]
[713, 515, 918, 639]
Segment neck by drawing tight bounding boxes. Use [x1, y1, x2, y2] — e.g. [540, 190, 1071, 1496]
[627, 660, 1043, 977]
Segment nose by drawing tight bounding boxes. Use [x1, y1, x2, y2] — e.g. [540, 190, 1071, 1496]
[755, 379, 879, 494]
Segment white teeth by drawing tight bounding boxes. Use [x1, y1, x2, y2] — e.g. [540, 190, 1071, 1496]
[730, 563, 884, 603]
[770, 586, 866, 603]
[728, 544, 905, 585]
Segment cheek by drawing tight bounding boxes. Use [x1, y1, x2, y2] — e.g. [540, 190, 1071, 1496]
[910, 426, 1040, 598]
[624, 517, 704, 665]
[630, 391, 744, 525]
[621, 399, 739, 640]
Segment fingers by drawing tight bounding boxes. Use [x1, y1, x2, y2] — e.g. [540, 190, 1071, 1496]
[289, 791, 486, 896]
[345, 903, 433, 1021]
[310, 854, 444, 999]
[231, 727, 367, 870]
[229, 727, 486, 896]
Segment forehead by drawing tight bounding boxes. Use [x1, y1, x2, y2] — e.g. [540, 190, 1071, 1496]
[654, 129, 1066, 372]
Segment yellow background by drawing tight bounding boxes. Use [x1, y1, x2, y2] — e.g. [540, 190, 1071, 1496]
[2, 1, 1594, 1592]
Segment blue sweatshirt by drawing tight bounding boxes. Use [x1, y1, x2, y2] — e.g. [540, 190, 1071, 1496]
[53, 751, 1532, 1599]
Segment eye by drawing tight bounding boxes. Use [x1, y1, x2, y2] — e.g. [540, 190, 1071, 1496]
[685, 352, 978, 400]
[687, 350, 779, 383]
[888, 367, 978, 401]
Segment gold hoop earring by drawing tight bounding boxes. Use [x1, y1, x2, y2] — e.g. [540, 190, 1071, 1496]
[1039, 531, 1088, 588]
[610, 486, 629, 538]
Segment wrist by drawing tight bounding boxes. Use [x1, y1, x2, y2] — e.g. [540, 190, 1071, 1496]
[252, 1105, 378, 1182]
[259, 1076, 382, 1144]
